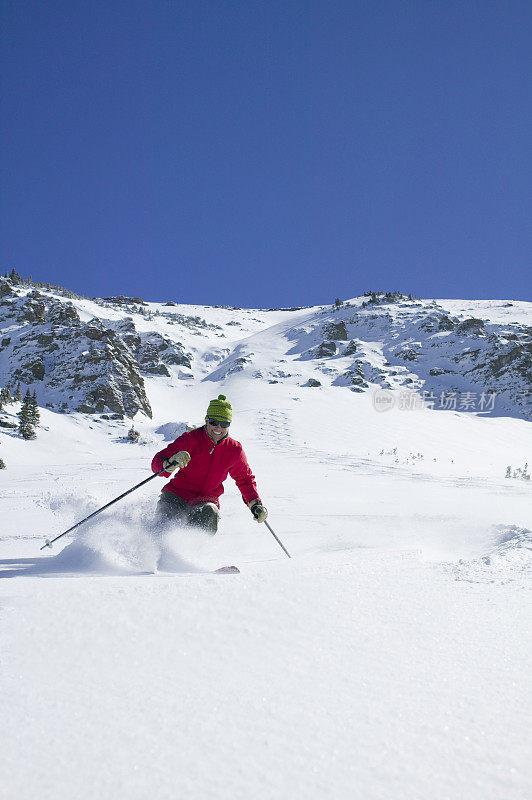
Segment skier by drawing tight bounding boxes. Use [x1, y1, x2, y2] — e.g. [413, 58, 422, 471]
[151, 394, 268, 534]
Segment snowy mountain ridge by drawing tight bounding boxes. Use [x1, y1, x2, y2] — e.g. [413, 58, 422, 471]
[0, 276, 530, 422]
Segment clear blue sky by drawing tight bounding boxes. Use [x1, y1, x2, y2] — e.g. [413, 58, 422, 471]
[1, 0, 531, 307]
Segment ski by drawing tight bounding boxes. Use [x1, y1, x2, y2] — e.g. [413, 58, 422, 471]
[214, 565, 240, 574]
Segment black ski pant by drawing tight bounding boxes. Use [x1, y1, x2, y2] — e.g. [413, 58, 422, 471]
[155, 491, 219, 535]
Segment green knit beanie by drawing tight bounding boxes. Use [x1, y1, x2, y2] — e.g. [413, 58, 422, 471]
[206, 394, 233, 423]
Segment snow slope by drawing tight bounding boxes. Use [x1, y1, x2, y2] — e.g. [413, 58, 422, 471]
[1, 292, 531, 800]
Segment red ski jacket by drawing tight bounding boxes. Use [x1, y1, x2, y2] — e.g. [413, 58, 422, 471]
[151, 426, 261, 508]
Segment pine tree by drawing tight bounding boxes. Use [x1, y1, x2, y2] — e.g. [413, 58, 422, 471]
[29, 391, 40, 426]
[0, 388, 11, 412]
[14, 382, 23, 402]
[18, 390, 36, 440]
[1, 386, 13, 407]
[0, 458, 6, 469]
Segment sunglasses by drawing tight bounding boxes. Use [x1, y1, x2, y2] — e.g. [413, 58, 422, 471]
[206, 417, 230, 428]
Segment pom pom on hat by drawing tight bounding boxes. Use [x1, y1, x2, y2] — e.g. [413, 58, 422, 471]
[206, 394, 233, 422]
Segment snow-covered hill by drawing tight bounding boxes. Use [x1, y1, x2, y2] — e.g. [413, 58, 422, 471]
[1, 278, 531, 800]
[1, 278, 530, 420]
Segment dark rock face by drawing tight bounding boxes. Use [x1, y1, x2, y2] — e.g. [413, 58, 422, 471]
[419, 312, 459, 333]
[1, 294, 152, 418]
[0, 279, 16, 298]
[418, 315, 440, 332]
[226, 357, 248, 375]
[487, 345, 527, 377]
[0, 285, 198, 418]
[141, 334, 192, 372]
[343, 340, 358, 356]
[28, 359, 45, 380]
[438, 315, 457, 331]
[66, 320, 152, 417]
[314, 341, 337, 358]
[115, 321, 192, 375]
[456, 318, 485, 336]
[323, 321, 348, 341]
[49, 302, 80, 324]
[17, 297, 46, 324]
[396, 347, 419, 362]
[333, 360, 369, 392]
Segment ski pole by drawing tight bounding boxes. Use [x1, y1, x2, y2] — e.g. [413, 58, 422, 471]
[40, 468, 167, 551]
[264, 520, 291, 558]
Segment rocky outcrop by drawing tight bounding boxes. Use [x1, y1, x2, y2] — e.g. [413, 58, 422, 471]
[314, 341, 337, 358]
[0, 278, 16, 299]
[16, 294, 46, 324]
[323, 321, 348, 341]
[1, 289, 152, 418]
[438, 315, 458, 331]
[115, 320, 192, 377]
[456, 318, 486, 336]
[335, 361, 370, 392]
[202, 346, 256, 382]
[284, 298, 531, 419]
[2, 278, 530, 423]
[343, 340, 358, 356]
[395, 345, 420, 362]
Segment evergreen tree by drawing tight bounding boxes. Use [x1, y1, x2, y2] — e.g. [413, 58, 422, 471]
[0, 457, 6, 469]
[1, 386, 12, 406]
[29, 391, 40, 426]
[0, 387, 11, 411]
[18, 390, 36, 439]
[14, 383, 23, 402]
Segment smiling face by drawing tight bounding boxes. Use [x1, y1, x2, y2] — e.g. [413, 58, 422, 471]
[205, 416, 230, 442]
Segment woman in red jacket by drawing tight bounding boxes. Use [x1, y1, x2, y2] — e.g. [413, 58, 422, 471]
[151, 394, 268, 534]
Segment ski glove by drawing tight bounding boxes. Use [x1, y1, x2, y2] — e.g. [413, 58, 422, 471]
[248, 500, 268, 523]
[163, 451, 191, 474]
